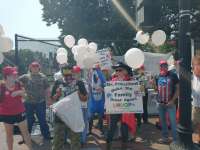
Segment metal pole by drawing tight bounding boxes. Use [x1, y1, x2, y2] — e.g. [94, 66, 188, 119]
[177, 0, 192, 146]
[15, 34, 19, 66]
[170, 0, 199, 149]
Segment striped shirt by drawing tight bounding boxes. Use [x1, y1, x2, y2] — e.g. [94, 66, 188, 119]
[156, 71, 179, 104]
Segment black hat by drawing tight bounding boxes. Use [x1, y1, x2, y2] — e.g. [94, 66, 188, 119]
[61, 64, 73, 75]
[112, 62, 133, 76]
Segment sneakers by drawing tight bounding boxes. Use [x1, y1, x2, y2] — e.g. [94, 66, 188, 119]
[106, 142, 112, 150]
[121, 142, 128, 149]
[158, 138, 170, 144]
[18, 140, 25, 145]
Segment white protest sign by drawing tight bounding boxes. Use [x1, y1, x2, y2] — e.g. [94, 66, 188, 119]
[105, 81, 143, 114]
[97, 48, 112, 70]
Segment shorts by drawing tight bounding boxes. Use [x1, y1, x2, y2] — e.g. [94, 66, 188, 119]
[0, 112, 26, 124]
[89, 103, 104, 117]
[192, 106, 200, 131]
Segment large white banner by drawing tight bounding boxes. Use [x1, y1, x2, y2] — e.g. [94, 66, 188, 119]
[105, 81, 143, 114]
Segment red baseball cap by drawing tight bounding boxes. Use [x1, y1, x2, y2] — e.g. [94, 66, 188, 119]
[159, 60, 168, 65]
[30, 61, 40, 67]
[72, 65, 81, 74]
[139, 64, 145, 70]
[2, 66, 18, 76]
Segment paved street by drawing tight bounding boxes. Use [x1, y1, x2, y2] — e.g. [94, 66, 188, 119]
[0, 117, 172, 150]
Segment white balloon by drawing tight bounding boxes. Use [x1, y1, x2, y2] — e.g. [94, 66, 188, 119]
[0, 36, 13, 52]
[0, 52, 4, 64]
[76, 60, 84, 69]
[90, 52, 99, 62]
[82, 56, 95, 69]
[0, 24, 5, 36]
[124, 48, 144, 69]
[151, 30, 166, 46]
[75, 52, 85, 63]
[57, 47, 67, 55]
[136, 32, 149, 45]
[64, 35, 75, 48]
[74, 52, 79, 61]
[88, 42, 98, 52]
[136, 31, 143, 41]
[56, 52, 68, 64]
[78, 38, 88, 46]
[71, 45, 79, 54]
[76, 45, 88, 56]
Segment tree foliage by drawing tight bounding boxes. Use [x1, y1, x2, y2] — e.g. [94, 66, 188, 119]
[158, 0, 200, 39]
[40, 0, 136, 55]
[3, 49, 53, 74]
[40, 0, 200, 55]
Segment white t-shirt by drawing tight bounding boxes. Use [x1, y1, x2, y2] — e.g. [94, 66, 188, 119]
[192, 75, 200, 107]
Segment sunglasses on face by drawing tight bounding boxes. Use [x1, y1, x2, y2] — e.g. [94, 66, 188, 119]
[115, 69, 124, 72]
[62, 69, 72, 75]
[160, 64, 168, 68]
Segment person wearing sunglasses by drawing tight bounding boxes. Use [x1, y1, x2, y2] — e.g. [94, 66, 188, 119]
[155, 60, 179, 144]
[0, 66, 32, 150]
[50, 64, 81, 150]
[19, 61, 51, 144]
[106, 62, 136, 149]
[88, 65, 106, 136]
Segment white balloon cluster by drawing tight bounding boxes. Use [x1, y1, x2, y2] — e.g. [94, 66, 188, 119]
[72, 39, 99, 69]
[56, 35, 99, 68]
[136, 29, 166, 46]
[0, 24, 13, 64]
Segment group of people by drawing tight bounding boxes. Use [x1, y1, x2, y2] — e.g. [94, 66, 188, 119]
[0, 61, 51, 150]
[0, 54, 200, 150]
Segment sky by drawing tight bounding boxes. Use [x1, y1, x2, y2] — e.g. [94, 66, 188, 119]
[0, 0, 60, 41]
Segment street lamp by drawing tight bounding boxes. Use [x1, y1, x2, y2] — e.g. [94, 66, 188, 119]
[170, 0, 199, 149]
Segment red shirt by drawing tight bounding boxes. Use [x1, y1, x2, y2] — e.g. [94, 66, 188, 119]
[0, 84, 25, 115]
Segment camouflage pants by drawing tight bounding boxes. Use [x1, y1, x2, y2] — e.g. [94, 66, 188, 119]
[52, 119, 81, 150]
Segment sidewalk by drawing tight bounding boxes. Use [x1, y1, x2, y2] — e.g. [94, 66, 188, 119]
[0, 117, 170, 150]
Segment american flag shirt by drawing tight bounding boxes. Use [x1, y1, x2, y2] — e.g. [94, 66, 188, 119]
[157, 76, 172, 104]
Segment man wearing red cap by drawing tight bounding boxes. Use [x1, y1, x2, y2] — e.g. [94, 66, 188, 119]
[155, 60, 179, 143]
[50, 64, 82, 150]
[19, 61, 51, 143]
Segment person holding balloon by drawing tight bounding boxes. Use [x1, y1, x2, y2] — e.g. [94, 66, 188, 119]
[50, 64, 81, 150]
[88, 65, 106, 135]
[73, 65, 89, 147]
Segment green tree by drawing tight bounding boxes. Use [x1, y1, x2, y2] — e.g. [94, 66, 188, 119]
[158, 0, 200, 39]
[3, 49, 51, 74]
[40, 0, 136, 55]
